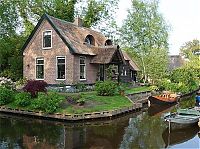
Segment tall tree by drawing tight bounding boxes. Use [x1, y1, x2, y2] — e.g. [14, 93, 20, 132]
[0, 0, 19, 38]
[120, 0, 169, 83]
[180, 39, 200, 80]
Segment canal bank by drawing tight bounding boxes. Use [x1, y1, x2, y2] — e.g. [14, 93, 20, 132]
[0, 91, 151, 122]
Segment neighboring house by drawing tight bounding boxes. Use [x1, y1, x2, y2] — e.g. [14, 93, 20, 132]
[168, 55, 184, 70]
[22, 14, 139, 85]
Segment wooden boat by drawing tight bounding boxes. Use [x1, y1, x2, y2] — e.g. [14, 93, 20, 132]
[148, 93, 180, 105]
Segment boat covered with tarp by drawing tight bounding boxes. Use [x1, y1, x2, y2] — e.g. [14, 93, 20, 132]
[164, 107, 200, 125]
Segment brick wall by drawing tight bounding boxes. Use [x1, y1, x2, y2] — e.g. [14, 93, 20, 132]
[23, 20, 74, 85]
[73, 55, 99, 84]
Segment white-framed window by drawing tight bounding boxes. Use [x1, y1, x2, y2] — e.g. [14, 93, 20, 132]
[121, 66, 127, 76]
[56, 56, 66, 80]
[43, 30, 52, 49]
[36, 58, 44, 80]
[80, 56, 86, 80]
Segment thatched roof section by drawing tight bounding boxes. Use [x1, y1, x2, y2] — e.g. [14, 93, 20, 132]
[122, 51, 140, 71]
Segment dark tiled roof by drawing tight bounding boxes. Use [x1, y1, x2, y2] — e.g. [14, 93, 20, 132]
[122, 51, 140, 71]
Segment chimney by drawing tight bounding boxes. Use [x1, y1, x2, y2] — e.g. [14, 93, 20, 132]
[73, 17, 83, 27]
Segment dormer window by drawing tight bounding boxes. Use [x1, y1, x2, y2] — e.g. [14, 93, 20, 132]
[84, 35, 95, 46]
[105, 39, 112, 46]
[43, 30, 52, 49]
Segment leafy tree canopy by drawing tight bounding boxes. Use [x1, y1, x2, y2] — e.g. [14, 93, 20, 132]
[120, 0, 169, 83]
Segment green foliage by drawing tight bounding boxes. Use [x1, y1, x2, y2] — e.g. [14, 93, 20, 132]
[16, 78, 28, 87]
[0, 1, 19, 37]
[66, 93, 82, 104]
[31, 92, 64, 113]
[120, 0, 169, 83]
[180, 39, 200, 59]
[157, 67, 199, 94]
[95, 80, 117, 96]
[0, 87, 14, 105]
[0, 35, 26, 81]
[14, 92, 32, 107]
[76, 98, 85, 106]
[74, 83, 86, 91]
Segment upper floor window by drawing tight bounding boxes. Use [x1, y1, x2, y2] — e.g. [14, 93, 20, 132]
[43, 30, 52, 49]
[36, 58, 44, 79]
[84, 35, 95, 46]
[57, 57, 66, 80]
[80, 56, 86, 80]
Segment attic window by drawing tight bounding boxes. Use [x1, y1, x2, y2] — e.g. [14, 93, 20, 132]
[43, 30, 52, 49]
[105, 39, 112, 46]
[84, 35, 95, 46]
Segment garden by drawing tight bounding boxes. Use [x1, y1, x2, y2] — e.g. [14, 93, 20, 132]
[0, 78, 141, 114]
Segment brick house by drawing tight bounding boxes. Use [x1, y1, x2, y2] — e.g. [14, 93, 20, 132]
[22, 14, 139, 85]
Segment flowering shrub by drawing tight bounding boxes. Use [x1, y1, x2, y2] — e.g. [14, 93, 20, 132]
[0, 77, 15, 90]
[23, 80, 48, 97]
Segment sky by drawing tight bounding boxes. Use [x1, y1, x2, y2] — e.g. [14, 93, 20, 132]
[116, 0, 200, 55]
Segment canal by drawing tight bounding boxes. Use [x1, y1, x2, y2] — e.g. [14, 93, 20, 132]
[0, 97, 199, 149]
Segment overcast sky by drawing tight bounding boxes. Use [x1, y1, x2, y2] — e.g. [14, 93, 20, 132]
[116, 0, 200, 55]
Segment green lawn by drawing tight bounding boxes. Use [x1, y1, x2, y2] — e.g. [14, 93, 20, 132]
[125, 86, 151, 95]
[58, 92, 133, 114]
[4, 91, 133, 115]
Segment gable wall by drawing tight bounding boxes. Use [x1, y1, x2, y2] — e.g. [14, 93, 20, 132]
[23, 20, 74, 85]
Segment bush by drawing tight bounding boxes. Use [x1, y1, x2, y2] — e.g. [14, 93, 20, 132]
[0, 87, 14, 105]
[0, 77, 15, 90]
[31, 92, 64, 113]
[66, 93, 81, 104]
[23, 80, 47, 97]
[95, 80, 118, 96]
[14, 92, 32, 107]
[74, 83, 86, 92]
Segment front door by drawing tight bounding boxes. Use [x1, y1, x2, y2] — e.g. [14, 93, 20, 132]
[99, 64, 105, 81]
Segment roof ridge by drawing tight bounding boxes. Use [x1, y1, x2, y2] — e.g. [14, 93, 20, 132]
[47, 14, 106, 38]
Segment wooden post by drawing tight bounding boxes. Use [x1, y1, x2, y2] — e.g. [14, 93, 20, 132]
[148, 100, 151, 107]
[168, 120, 171, 134]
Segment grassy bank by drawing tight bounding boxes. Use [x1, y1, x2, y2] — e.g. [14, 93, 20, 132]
[58, 92, 132, 114]
[125, 86, 151, 94]
[4, 91, 132, 114]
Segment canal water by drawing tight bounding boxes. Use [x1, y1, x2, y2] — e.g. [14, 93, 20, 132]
[0, 97, 199, 149]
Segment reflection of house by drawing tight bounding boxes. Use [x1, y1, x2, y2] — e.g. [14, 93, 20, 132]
[168, 55, 184, 70]
[23, 135, 57, 149]
[22, 14, 139, 85]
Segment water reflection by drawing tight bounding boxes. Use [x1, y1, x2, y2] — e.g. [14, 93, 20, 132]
[162, 125, 199, 148]
[0, 97, 199, 149]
